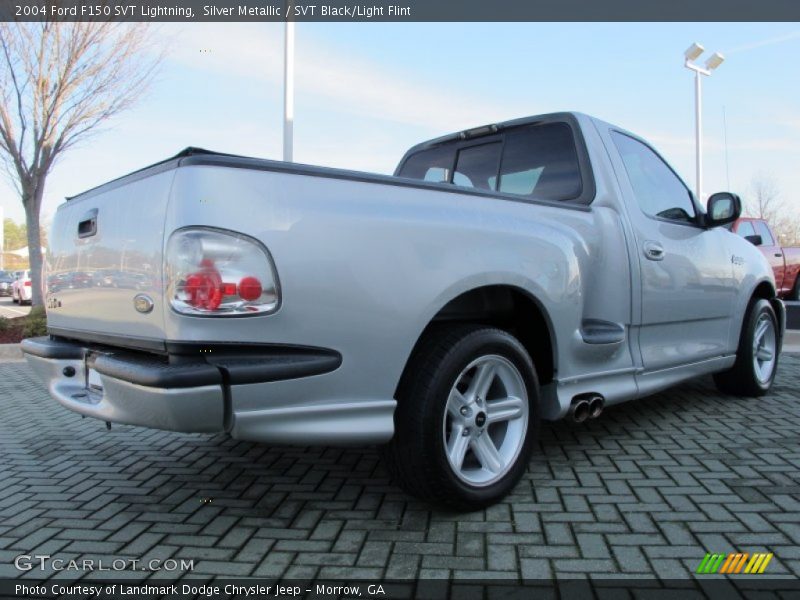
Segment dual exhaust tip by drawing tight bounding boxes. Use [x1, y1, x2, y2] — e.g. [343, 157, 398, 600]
[569, 395, 604, 424]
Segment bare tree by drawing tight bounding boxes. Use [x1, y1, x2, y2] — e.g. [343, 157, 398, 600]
[0, 22, 161, 306]
[743, 174, 799, 245]
[746, 174, 782, 223]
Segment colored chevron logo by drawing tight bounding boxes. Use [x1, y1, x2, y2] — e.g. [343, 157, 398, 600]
[696, 552, 773, 575]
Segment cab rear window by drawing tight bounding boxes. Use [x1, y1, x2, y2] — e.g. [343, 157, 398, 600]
[396, 122, 584, 203]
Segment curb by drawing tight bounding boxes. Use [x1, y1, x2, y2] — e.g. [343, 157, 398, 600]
[0, 343, 23, 360]
[784, 330, 800, 354]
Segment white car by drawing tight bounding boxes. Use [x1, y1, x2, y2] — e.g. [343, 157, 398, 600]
[12, 270, 32, 304]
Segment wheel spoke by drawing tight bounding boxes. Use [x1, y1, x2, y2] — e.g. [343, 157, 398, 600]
[486, 396, 524, 424]
[751, 313, 776, 384]
[756, 346, 774, 362]
[754, 319, 769, 344]
[447, 425, 469, 471]
[467, 362, 496, 403]
[446, 389, 469, 419]
[470, 435, 503, 473]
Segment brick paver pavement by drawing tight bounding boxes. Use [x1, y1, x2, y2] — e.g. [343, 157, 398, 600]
[1, 356, 799, 581]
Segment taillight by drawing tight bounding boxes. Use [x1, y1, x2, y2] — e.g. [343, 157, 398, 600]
[24, 281, 31, 286]
[166, 228, 280, 316]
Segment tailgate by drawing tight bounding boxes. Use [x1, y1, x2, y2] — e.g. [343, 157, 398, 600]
[46, 170, 175, 344]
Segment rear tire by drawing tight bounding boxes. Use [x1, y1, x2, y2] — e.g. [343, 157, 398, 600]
[713, 298, 779, 397]
[383, 324, 539, 511]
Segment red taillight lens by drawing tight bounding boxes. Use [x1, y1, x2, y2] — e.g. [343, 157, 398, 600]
[24, 281, 31, 286]
[238, 276, 263, 301]
[182, 269, 263, 309]
[184, 268, 223, 311]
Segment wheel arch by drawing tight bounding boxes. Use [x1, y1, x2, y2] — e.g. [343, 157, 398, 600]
[745, 279, 784, 344]
[394, 284, 557, 400]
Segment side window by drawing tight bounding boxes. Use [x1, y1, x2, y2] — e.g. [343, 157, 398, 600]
[498, 123, 582, 201]
[422, 167, 448, 183]
[611, 132, 696, 223]
[754, 221, 775, 245]
[453, 142, 502, 191]
[736, 221, 756, 238]
[397, 145, 453, 183]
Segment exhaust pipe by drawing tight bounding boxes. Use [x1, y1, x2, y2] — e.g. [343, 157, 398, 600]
[569, 394, 605, 423]
[569, 399, 590, 424]
[588, 395, 604, 419]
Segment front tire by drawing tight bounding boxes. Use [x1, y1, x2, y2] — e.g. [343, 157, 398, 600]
[714, 298, 779, 396]
[383, 325, 539, 511]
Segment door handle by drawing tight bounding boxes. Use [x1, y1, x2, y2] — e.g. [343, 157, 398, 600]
[78, 208, 98, 238]
[643, 241, 665, 261]
[774, 253, 782, 258]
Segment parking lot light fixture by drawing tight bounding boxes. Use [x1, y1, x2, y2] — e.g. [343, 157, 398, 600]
[684, 42, 725, 202]
[684, 42, 705, 62]
[705, 52, 725, 71]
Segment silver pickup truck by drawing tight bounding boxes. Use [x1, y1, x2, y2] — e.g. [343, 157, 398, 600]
[23, 112, 784, 509]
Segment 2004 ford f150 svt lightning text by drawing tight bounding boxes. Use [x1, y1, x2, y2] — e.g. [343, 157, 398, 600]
[23, 112, 785, 509]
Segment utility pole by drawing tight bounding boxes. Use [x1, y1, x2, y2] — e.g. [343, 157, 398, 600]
[722, 106, 731, 190]
[283, 12, 295, 162]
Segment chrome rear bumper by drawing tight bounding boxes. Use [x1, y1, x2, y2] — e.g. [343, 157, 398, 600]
[23, 337, 224, 433]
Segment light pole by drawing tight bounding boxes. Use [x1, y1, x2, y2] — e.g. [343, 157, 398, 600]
[283, 11, 295, 162]
[684, 42, 725, 202]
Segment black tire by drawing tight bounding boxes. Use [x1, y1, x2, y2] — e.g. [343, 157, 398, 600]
[713, 298, 780, 397]
[383, 324, 540, 511]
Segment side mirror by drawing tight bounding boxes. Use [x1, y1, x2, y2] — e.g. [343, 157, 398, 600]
[706, 192, 742, 227]
[744, 234, 763, 246]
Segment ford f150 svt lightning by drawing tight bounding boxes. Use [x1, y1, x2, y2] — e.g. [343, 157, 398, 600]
[23, 112, 785, 509]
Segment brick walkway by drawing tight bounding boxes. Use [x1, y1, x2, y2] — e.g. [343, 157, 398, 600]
[1, 357, 799, 580]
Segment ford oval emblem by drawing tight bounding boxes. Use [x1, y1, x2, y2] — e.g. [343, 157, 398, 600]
[134, 294, 154, 314]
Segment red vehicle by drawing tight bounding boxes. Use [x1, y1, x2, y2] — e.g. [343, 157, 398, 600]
[733, 218, 800, 300]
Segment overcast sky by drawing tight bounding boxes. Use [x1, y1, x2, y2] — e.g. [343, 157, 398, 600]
[1, 22, 798, 228]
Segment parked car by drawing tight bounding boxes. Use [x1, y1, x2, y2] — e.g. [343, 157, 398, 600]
[23, 112, 784, 509]
[733, 218, 800, 301]
[0, 270, 14, 297]
[11, 270, 32, 305]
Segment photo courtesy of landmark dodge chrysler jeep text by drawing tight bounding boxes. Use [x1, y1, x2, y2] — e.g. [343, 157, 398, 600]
[23, 112, 785, 509]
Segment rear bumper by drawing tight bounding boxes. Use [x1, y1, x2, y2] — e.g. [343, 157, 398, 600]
[23, 336, 225, 433]
[21, 335, 344, 437]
